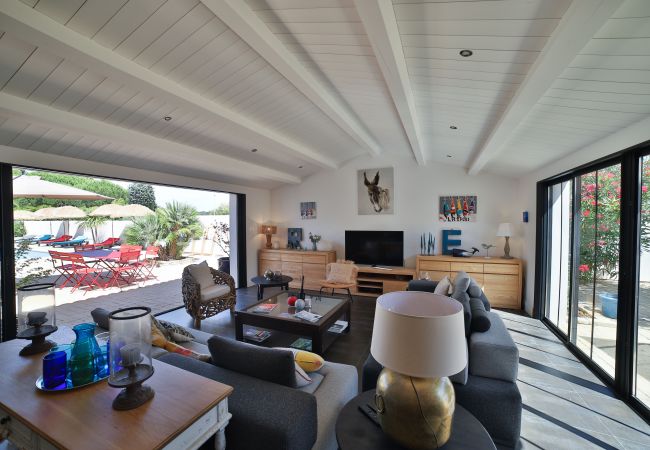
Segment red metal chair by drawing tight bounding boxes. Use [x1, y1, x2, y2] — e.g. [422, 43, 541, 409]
[49, 250, 81, 288]
[106, 250, 141, 288]
[134, 246, 160, 282]
[56, 253, 105, 293]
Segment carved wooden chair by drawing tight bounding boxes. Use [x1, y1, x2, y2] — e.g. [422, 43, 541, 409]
[182, 263, 236, 329]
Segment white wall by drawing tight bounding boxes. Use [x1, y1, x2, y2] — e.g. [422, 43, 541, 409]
[3, 148, 270, 286]
[270, 154, 521, 269]
[516, 117, 650, 314]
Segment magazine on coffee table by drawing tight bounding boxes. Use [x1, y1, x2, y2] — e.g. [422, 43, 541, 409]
[252, 304, 278, 314]
[327, 320, 348, 334]
[244, 328, 271, 342]
[294, 310, 322, 323]
[290, 338, 312, 351]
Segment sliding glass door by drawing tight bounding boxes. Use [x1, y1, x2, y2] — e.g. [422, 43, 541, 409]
[543, 163, 621, 380]
[540, 143, 650, 421]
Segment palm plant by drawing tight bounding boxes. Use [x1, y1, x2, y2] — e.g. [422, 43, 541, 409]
[125, 213, 161, 249]
[79, 215, 108, 243]
[158, 202, 203, 259]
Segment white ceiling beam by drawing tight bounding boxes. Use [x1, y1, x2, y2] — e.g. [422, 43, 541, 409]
[0, 0, 336, 170]
[467, 0, 624, 175]
[200, 0, 382, 157]
[0, 92, 301, 184]
[354, 0, 425, 165]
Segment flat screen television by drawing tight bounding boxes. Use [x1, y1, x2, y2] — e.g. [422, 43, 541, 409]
[345, 230, 404, 267]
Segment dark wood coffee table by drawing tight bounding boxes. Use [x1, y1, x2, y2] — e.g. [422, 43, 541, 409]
[250, 275, 293, 299]
[336, 390, 496, 450]
[234, 291, 351, 354]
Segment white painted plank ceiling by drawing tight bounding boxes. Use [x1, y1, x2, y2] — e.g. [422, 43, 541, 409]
[487, 0, 650, 174]
[3, 0, 649, 185]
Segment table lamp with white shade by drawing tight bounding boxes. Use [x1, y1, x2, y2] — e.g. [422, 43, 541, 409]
[370, 291, 467, 449]
[496, 223, 514, 259]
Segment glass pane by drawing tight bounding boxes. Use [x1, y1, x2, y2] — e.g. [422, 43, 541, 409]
[545, 181, 572, 335]
[636, 156, 650, 406]
[572, 165, 620, 378]
[592, 165, 620, 378]
[576, 171, 597, 356]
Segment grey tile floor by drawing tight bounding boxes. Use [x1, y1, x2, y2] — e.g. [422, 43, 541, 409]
[500, 311, 650, 449]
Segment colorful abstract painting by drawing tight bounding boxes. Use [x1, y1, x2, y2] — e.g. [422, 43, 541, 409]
[439, 195, 477, 222]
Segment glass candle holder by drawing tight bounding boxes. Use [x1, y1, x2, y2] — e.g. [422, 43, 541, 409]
[108, 307, 154, 410]
[16, 283, 57, 355]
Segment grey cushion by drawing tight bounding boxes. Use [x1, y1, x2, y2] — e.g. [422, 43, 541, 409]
[159, 353, 317, 450]
[479, 291, 491, 311]
[469, 312, 519, 383]
[207, 335, 297, 388]
[407, 279, 438, 292]
[468, 278, 483, 298]
[470, 297, 491, 332]
[91, 307, 110, 330]
[188, 261, 214, 289]
[452, 271, 471, 295]
[297, 371, 324, 395]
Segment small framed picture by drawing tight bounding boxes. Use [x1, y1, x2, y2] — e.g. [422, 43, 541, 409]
[300, 201, 317, 220]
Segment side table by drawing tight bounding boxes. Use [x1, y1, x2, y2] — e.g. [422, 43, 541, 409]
[336, 390, 496, 450]
[0, 332, 232, 450]
[250, 275, 293, 299]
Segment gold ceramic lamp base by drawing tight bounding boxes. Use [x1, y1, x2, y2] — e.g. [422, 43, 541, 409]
[375, 368, 455, 450]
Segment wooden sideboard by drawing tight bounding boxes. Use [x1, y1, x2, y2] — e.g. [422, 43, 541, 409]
[354, 266, 415, 297]
[258, 249, 337, 291]
[415, 255, 523, 309]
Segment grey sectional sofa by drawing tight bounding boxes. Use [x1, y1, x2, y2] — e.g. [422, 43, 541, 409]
[362, 279, 522, 449]
[91, 309, 358, 450]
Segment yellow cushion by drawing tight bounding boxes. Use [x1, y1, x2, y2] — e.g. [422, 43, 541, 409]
[293, 350, 325, 372]
[276, 347, 325, 372]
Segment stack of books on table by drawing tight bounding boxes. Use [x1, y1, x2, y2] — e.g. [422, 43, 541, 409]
[294, 310, 322, 323]
[252, 304, 277, 314]
[327, 320, 348, 334]
[244, 328, 271, 342]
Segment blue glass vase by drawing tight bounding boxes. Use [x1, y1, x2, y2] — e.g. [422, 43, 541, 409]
[70, 323, 105, 386]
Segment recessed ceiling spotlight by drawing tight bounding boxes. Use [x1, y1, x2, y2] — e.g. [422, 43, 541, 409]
[449, 125, 458, 130]
[446, 155, 452, 158]
[298, 165, 304, 169]
[163, 116, 172, 121]
[459, 49, 473, 57]
[251, 148, 258, 153]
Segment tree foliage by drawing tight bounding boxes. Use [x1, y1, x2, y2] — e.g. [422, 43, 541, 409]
[78, 215, 109, 243]
[124, 202, 202, 260]
[576, 163, 650, 283]
[13, 171, 127, 211]
[212, 203, 229, 215]
[128, 183, 157, 211]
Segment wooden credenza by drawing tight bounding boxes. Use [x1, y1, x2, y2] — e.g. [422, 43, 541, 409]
[258, 249, 337, 291]
[415, 255, 523, 309]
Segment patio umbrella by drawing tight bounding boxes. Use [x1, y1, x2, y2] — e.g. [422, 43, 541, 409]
[14, 210, 39, 221]
[13, 176, 113, 200]
[90, 204, 154, 236]
[36, 206, 86, 235]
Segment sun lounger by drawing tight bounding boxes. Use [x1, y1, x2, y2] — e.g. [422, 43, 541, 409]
[35, 234, 53, 242]
[14, 234, 36, 242]
[51, 237, 88, 248]
[87, 237, 121, 249]
[39, 235, 72, 246]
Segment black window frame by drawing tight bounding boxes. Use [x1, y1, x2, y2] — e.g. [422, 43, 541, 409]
[535, 139, 650, 423]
